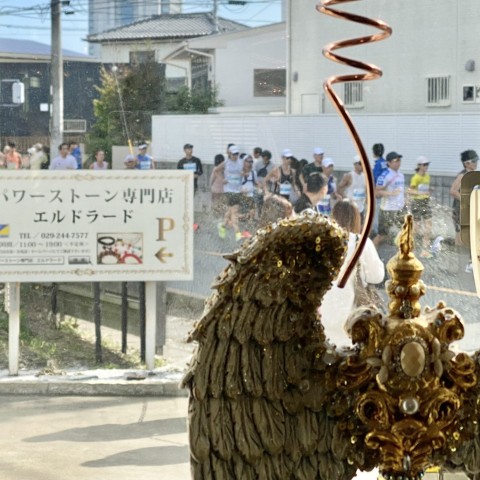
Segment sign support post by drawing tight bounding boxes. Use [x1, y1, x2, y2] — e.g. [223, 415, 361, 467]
[145, 281, 157, 370]
[7, 282, 20, 375]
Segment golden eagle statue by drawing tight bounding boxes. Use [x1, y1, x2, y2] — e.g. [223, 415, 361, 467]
[182, 1, 480, 478]
[182, 213, 480, 480]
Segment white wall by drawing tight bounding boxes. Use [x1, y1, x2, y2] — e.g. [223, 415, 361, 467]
[99, 40, 187, 66]
[215, 29, 285, 109]
[151, 113, 480, 176]
[190, 25, 286, 112]
[290, 0, 480, 115]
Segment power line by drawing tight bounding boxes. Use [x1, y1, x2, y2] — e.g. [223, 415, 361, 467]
[0, 0, 281, 15]
[0, 0, 281, 42]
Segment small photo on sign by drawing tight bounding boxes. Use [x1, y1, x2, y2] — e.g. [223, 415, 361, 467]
[0, 224, 10, 237]
[68, 256, 90, 265]
[97, 233, 143, 265]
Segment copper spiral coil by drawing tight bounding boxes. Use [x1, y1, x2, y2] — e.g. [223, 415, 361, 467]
[316, 0, 392, 287]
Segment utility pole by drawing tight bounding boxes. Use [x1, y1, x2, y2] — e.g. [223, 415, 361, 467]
[51, 0, 64, 154]
[213, 0, 219, 33]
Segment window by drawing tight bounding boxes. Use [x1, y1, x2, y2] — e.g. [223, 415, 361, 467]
[344, 81, 363, 108]
[462, 85, 476, 103]
[254, 69, 286, 97]
[191, 56, 209, 93]
[426, 76, 451, 106]
[29, 77, 41, 88]
[129, 51, 155, 65]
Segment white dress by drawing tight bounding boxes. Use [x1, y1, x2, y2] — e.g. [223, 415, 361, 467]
[319, 233, 384, 348]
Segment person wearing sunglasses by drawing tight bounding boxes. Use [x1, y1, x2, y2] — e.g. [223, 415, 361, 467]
[450, 149, 478, 248]
[408, 156, 433, 258]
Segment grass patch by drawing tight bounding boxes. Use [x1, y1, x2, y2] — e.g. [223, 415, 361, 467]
[0, 284, 149, 371]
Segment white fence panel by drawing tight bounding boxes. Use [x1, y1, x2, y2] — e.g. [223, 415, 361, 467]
[152, 113, 480, 175]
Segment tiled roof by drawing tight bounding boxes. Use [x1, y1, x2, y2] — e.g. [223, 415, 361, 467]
[0, 38, 87, 58]
[87, 12, 248, 43]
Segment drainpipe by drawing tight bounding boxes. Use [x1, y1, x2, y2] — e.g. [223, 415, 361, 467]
[213, 0, 219, 34]
[286, 0, 291, 114]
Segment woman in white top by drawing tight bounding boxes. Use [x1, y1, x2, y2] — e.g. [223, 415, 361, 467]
[240, 154, 257, 197]
[337, 155, 366, 216]
[213, 145, 245, 241]
[239, 154, 257, 225]
[319, 200, 384, 348]
[90, 149, 109, 170]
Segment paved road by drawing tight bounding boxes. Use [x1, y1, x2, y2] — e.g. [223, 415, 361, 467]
[0, 395, 468, 480]
[0, 396, 190, 480]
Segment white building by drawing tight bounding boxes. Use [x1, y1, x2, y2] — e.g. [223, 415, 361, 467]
[86, 12, 287, 113]
[167, 22, 286, 113]
[87, 0, 182, 57]
[86, 12, 248, 92]
[288, 0, 480, 114]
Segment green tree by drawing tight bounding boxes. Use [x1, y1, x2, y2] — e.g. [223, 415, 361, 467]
[87, 61, 222, 159]
[166, 85, 223, 113]
[86, 61, 166, 159]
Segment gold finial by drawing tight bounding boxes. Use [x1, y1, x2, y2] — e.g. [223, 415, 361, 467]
[386, 214, 426, 319]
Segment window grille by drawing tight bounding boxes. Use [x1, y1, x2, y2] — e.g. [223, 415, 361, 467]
[344, 81, 363, 108]
[426, 76, 451, 106]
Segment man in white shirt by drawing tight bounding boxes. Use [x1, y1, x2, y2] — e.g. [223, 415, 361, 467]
[373, 151, 406, 247]
[49, 143, 78, 170]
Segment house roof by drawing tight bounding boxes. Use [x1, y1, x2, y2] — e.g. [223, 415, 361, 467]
[87, 12, 248, 43]
[0, 38, 89, 59]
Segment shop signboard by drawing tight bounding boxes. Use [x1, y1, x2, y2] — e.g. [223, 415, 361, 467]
[0, 170, 194, 282]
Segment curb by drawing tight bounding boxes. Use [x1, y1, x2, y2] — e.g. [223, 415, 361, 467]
[0, 368, 190, 397]
[0, 380, 188, 397]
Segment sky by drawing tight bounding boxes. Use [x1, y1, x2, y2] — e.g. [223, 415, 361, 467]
[0, 0, 283, 55]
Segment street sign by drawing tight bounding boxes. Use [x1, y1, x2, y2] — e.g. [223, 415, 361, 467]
[0, 170, 194, 282]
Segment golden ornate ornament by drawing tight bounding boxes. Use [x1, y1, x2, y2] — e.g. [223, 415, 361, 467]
[340, 216, 478, 479]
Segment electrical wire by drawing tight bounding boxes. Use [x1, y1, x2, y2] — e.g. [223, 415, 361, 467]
[0, 0, 282, 42]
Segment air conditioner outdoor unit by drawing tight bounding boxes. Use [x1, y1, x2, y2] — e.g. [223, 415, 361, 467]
[0, 79, 25, 106]
[11, 81, 25, 104]
[64, 119, 87, 133]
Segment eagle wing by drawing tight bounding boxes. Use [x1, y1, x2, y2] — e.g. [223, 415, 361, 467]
[181, 211, 373, 479]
